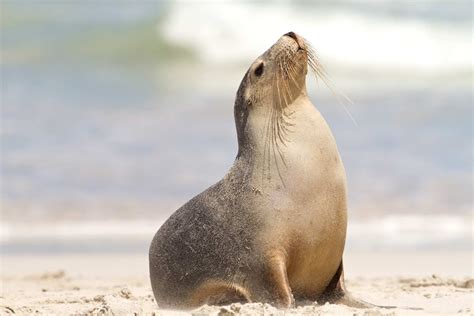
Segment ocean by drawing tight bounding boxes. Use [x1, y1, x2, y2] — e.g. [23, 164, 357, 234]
[1, 0, 472, 253]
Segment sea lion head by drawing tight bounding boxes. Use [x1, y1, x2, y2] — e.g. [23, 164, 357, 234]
[235, 32, 318, 155]
[236, 31, 308, 111]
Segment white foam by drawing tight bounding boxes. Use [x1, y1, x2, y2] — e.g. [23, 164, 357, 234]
[160, 2, 471, 73]
[348, 214, 473, 249]
[1, 214, 472, 250]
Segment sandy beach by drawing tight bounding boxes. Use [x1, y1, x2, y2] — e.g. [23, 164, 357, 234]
[1, 251, 472, 315]
[2, 2, 473, 316]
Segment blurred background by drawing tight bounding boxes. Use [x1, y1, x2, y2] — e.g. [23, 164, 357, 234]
[1, 0, 472, 254]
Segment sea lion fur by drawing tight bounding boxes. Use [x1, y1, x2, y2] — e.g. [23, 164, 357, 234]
[149, 31, 370, 309]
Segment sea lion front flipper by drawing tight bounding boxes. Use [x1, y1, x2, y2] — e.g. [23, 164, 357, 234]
[264, 251, 295, 308]
[320, 260, 375, 308]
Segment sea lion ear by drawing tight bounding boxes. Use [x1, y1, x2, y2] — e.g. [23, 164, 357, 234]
[246, 98, 253, 107]
[235, 80, 252, 108]
[243, 84, 253, 107]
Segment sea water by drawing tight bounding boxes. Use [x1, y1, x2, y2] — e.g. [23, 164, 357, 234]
[1, 1, 472, 253]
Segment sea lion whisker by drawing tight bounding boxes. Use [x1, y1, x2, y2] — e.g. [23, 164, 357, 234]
[274, 133, 288, 168]
[281, 56, 298, 133]
[276, 58, 288, 114]
[279, 74, 294, 139]
[278, 55, 291, 111]
[275, 48, 295, 109]
[281, 64, 297, 131]
[283, 67, 296, 101]
[274, 56, 297, 140]
[275, 62, 286, 113]
[266, 104, 276, 177]
[263, 77, 278, 181]
[275, 114, 291, 146]
[274, 68, 291, 145]
[264, 124, 272, 180]
[305, 43, 357, 126]
[270, 107, 286, 186]
[285, 57, 299, 89]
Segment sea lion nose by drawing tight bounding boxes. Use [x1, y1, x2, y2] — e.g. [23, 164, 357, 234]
[284, 31, 304, 49]
[284, 31, 298, 41]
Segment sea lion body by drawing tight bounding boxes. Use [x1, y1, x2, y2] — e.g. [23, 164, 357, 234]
[150, 32, 362, 309]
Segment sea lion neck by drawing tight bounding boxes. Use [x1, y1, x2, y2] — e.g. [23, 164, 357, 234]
[234, 89, 309, 161]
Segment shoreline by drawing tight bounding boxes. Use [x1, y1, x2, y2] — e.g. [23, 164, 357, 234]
[2, 213, 472, 254]
[2, 250, 472, 277]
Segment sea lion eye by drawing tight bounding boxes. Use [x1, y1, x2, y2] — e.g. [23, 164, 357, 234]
[254, 62, 264, 77]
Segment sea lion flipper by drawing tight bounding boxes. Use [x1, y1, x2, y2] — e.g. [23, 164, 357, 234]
[188, 281, 251, 307]
[265, 251, 295, 308]
[320, 261, 375, 308]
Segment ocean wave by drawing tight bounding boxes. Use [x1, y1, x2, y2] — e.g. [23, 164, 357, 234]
[160, 2, 471, 73]
[1, 214, 472, 252]
[347, 214, 473, 250]
[3, 1, 470, 75]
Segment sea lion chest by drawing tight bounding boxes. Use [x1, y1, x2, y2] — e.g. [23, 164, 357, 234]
[254, 98, 348, 296]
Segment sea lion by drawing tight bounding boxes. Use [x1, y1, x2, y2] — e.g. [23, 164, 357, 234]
[149, 31, 369, 309]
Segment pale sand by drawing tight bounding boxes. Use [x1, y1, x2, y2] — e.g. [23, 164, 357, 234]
[1, 251, 472, 315]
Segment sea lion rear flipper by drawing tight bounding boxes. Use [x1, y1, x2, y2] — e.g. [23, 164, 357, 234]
[321, 261, 423, 310]
[320, 260, 376, 308]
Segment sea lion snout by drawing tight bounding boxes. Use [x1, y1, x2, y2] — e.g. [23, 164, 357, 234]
[283, 31, 305, 50]
[284, 31, 297, 40]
